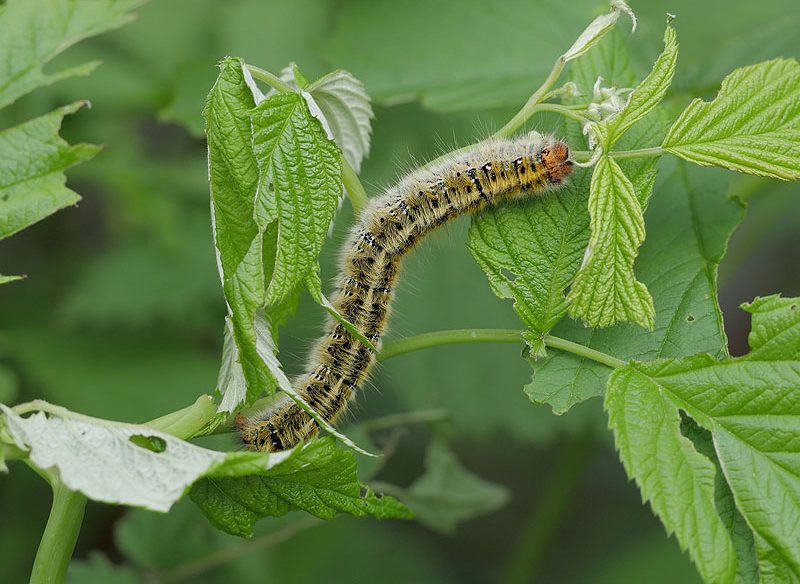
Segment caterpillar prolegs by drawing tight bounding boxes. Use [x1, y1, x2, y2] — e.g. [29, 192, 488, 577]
[236, 133, 574, 452]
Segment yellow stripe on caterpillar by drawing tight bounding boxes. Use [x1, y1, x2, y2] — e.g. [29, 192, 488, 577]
[236, 132, 574, 452]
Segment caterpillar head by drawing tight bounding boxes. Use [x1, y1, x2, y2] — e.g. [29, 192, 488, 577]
[539, 140, 574, 184]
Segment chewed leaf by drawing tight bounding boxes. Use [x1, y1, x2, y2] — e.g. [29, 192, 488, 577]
[663, 58, 800, 180]
[567, 155, 654, 329]
[0, 405, 227, 512]
[0, 102, 100, 240]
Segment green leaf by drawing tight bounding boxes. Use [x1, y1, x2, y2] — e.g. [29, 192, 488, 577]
[0, 0, 144, 108]
[391, 440, 509, 534]
[605, 368, 737, 583]
[321, 0, 601, 112]
[204, 57, 275, 406]
[567, 155, 654, 329]
[525, 32, 743, 413]
[250, 90, 342, 309]
[607, 296, 800, 580]
[190, 437, 411, 538]
[306, 70, 373, 173]
[273, 65, 374, 173]
[468, 170, 591, 353]
[67, 552, 140, 584]
[663, 58, 800, 180]
[0, 102, 100, 239]
[600, 26, 678, 148]
[0, 274, 23, 285]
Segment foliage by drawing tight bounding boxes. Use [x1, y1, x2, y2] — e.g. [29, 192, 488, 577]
[1, 1, 799, 583]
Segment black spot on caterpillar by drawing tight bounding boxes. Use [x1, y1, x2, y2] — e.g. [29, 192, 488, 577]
[236, 133, 574, 452]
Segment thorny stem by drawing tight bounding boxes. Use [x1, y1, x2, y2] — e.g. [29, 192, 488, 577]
[378, 329, 626, 369]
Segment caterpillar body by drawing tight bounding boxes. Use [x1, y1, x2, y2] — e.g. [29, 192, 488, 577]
[237, 133, 574, 452]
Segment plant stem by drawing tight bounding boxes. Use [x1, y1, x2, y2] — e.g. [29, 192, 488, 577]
[610, 146, 664, 159]
[503, 433, 593, 584]
[340, 154, 369, 213]
[543, 335, 626, 369]
[358, 408, 450, 431]
[495, 57, 566, 138]
[378, 329, 626, 369]
[572, 146, 664, 162]
[30, 480, 87, 584]
[246, 64, 293, 93]
[525, 103, 590, 125]
[163, 517, 320, 582]
[146, 395, 219, 439]
[377, 329, 524, 361]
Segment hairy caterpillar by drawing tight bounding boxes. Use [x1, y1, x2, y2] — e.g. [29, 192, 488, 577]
[236, 132, 574, 452]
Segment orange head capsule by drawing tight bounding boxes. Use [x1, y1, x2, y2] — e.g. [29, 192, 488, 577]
[539, 141, 574, 184]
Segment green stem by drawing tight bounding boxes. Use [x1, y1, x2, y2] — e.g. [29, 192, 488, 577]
[572, 146, 665, 162]
[495, 57, 566, 138]
[13, 395, 218, 441]
[30, 480, 87, 584]
[543, 335, 626, 369]
[378, 329, 523, 362]
[609, 146, 664, 159]
[525, 103, 590, 125]
[503, 433, 594, 584]
[340, 154, 369, 213]
[164, 517, 320, 582]
[246, 64, 293, 93]
[378, 329, 625, 369]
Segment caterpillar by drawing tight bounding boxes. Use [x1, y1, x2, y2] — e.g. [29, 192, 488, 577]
[236, 132, 574, 452]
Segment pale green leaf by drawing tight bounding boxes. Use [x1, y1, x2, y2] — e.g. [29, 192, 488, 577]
[663, 58, 800, 180]
[568, 155, 654, 329]
[600, 26, 678, 147]
[395, 440, 509, 534]
[0, 102, 100, 239]
[0, 404, 232, 512]
[250, 90, 342, 308]
[0, 0, 144, 108]
[189, 437, 411, 537]
[608, 296, 800, 580]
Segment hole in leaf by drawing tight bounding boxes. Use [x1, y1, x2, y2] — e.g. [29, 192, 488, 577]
[499, 267, 516, 282]
[129, 434, 167, 453]
[686, 314, 695, 322]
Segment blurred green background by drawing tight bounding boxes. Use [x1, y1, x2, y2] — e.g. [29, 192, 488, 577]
[1, 0, 798, 582]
